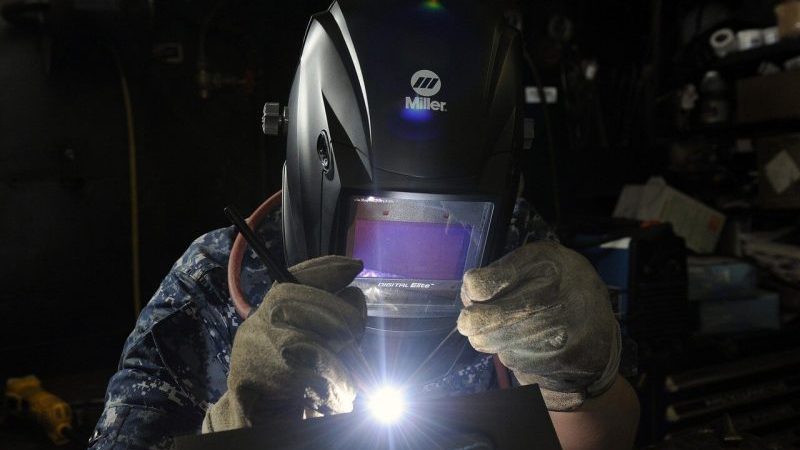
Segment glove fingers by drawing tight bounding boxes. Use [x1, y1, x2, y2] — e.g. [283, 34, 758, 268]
[461, 256, 559, 305]
[458, 301, 535, 338]
[463, 308, 566, 354]
[288, 255, 364, 293]
[500, 346, 599, 392]
[266, 284, 365, 349]
[336, 286, 368, 340]
[281, 341, 357, 414]
[337, 286, 367, 320]
[457, 282, 560, 337]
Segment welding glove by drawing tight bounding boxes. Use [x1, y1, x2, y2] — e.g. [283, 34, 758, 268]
[202, 255, 367, 432]
[457, 241, 620, 412]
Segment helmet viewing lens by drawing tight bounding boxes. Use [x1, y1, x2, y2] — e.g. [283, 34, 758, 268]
[344, 194, 494, 318]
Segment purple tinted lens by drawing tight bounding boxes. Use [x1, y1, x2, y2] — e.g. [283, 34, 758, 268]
[352, 219, 472, 280]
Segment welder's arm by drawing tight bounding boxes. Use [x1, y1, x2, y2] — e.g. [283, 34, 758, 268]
[549, 375, 639, 450]
[91, 339, 207, 450]
[91, 263, 238, 450]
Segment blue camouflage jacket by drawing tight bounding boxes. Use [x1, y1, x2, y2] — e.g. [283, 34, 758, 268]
[90, 200, 555, 449]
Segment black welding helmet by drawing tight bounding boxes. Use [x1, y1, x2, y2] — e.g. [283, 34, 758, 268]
[282, 0, 523, 324]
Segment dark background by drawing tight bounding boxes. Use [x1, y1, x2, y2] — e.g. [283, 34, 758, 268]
[1, 0, 799, 448]
[0, 0, 326, 379]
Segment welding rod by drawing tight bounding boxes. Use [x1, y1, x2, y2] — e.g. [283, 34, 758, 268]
[406, 325, 461, 386]
[224, 205, 298, 284]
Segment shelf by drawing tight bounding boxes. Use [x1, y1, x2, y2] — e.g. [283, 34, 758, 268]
[712, 36, 800, 71]
[670, 118, 800, 140]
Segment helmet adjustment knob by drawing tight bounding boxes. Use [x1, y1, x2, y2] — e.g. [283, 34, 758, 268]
[262, 102, 288, 136]
[317, 131, 332, 173]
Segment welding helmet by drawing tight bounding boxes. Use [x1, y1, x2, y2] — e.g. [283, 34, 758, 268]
[282, 0, 523, 326]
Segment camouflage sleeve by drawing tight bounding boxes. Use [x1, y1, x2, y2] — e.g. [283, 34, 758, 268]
[88, 330, 204, 449]
[90, 227, 253, 450]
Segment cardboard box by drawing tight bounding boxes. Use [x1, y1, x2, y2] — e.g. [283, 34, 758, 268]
[755, 134, 800, 209]
[614, 177, 726, 253]
[737, 71, 800, 123]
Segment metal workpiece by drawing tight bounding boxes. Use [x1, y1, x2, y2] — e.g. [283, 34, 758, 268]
[175, 384, 562, 450]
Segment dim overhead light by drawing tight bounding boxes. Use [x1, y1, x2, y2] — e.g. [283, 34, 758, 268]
[421, 0, 444, 12]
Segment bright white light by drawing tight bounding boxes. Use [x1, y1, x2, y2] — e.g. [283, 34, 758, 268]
[367, 386, 406, 424]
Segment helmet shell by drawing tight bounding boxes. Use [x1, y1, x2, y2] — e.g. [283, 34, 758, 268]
[283, 0, 523, 266]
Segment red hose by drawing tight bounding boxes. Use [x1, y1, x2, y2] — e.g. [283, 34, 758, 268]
[228, 190, 283, 320]
[493, 354, 512, 389]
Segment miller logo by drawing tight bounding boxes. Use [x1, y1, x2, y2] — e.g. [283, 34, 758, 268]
[410, 69, 441, 96]
[405, 69, 447, 112]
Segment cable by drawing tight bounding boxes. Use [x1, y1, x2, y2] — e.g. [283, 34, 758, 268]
[523, 46, 562, 225]
[110, 48, 142, 319]
[227, 190, 282, 320]
[411, 336, 470, 389]
[405, 326, 461, 386]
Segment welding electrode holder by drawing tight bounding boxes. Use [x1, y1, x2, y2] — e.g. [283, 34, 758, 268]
[224, 205, 374, 393]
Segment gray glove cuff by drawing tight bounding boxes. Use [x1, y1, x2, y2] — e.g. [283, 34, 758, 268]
[586, 321, 622, 398]
[538, 322, 622, 412]
[202, 390, 251, 433]
[202, 409, 216, 434]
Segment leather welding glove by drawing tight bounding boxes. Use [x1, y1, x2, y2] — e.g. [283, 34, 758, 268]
[457, 241, 621, 412]
[202, 255, 367, 432]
